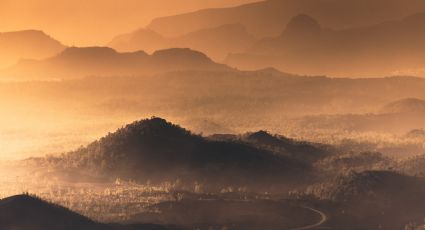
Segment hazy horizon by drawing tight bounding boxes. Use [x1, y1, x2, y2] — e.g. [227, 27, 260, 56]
[0, 0, 260, 46]
[3, 1, 425, 229]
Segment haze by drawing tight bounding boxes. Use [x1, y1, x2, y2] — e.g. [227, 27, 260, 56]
[0, 0, 259, 46]
[2, 0, 425, 229]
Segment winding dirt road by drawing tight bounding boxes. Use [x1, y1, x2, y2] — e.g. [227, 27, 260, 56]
[289, 206, 328, 230]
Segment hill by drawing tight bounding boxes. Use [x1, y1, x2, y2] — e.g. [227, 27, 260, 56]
[306, 171, 425, 229]
[0, 195, 176, 230]
[34, 117, 310, 191]
[226, 13, 425, 77]
[109, 24, 256, 61]
[0, 30, 65, 68]
[405, 129, 425, 139]
[0, 195, 101, 230]
[2, 47, 231, 79]
[380, 98, 425, 114]
[146, 0, 425, 38]
[209, 130, 330, 163]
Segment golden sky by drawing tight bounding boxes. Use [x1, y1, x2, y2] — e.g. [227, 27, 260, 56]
[0, 0, 259, 46]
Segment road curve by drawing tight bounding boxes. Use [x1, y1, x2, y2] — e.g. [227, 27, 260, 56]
[289, 206, 328, 230]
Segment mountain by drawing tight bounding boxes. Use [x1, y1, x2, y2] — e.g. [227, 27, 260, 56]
[380, 98, 425, 114]
[109, 24, 256, 61]
[3, 47, 231, 79]
[226, 13, 425, 77]
[0, 195, 176, 230]
[0, 30, 65, 68]
[34, 117, 310, 191]
[146, 0, 425, 38]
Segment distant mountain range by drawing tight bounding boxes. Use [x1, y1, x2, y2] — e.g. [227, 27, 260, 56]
[109, 24, 256, 61]
[2, 47, 231, 79]
[146, 0, 425, 38]
[0, 30, 65, 68]
[226, 13, 425, 77]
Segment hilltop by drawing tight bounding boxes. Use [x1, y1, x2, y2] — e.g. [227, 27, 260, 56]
[32, 117, 311, 191]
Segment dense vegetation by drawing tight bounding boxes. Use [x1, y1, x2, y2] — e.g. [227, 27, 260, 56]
[30, 117, 313, 191]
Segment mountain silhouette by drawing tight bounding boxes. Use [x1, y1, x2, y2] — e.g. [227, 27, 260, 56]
[38, 117, 310, 190]
[3, 47, 231, 79]
[380, 98, 425, 114]
[226, 12, 425, 77]
[0, 30, 65, 68]
[109, 24, 255, 61]
[0, 194, 179, 230]
[146, 0, 425, 38]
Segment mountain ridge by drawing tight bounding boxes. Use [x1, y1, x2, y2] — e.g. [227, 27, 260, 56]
[0, 29, 65, 68]
[226, 12, 425, 77]
[2, 47, 232, 79]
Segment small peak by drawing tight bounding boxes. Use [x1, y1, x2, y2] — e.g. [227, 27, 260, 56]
[247, 130, 273, 139]
[380, 98, 425, 114]
[151, 48, 211, 61]
[115, 117, 192, 139]
[405, 129, 425, 138]
[54, 46, 118, 60]
[283, 14, 321, 35]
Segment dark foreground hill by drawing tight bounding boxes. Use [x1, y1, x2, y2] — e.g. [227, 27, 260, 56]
[2, 47, 231, 80]
[30, 117, 311, 191]
[0, 195, 174, 230]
